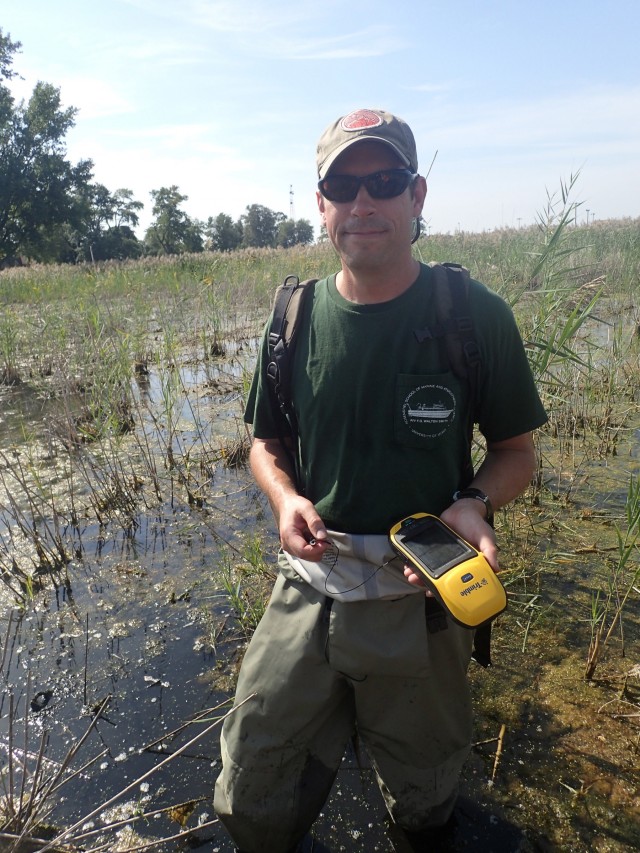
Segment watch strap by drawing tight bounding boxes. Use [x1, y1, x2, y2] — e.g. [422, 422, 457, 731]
[452, 487, 494, 524]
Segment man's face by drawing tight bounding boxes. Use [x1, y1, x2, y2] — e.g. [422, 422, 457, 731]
[316, 140, 426, 274]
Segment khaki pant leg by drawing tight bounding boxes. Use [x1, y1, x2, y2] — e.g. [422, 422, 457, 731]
[328, 593, 474, 832]
[214, 573, 355, 853]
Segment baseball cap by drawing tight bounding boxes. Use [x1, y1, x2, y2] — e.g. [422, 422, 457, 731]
[316, 108, 418, 179]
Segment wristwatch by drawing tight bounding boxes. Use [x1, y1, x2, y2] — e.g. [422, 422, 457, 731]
[452, 488, 494, 524]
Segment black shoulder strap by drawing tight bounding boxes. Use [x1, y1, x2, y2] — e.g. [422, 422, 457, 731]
[413, 261, 482, 412]
[266, 275, 317, 488]
[414, 262, 481, 487]
[427, 262, 481, 404]
[424, 264, 494, 667]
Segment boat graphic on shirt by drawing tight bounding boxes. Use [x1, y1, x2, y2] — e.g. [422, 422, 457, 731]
[401, 382, 458, 440]
[406, 402, 453, 420]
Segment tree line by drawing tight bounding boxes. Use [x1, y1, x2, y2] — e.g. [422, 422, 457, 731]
[0, 30, 314, 267]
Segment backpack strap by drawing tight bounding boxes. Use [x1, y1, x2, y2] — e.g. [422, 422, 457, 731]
[414, 262, 481, 486]
[420, 264, 495, 667]
[266, 275, 317, 489]
[424, 262, 480, 401]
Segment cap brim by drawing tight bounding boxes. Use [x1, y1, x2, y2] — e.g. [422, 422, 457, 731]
[318, 137, 411, 179]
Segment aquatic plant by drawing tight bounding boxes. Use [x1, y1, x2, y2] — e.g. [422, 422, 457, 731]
[0, 310, 21, 386]
[218, 534, 276, 638]
[585, 474, 640, 680]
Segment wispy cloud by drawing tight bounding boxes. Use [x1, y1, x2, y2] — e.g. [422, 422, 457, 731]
[414, 85, 640, 157]
[121, 0, 314, 34]
[119, 39, 205, 66]
[120, 0, 404, 58]
[280, 26, 405, 60]
[408, 82, 453, 94]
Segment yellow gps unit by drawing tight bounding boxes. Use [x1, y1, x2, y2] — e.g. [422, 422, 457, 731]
[389, 512, 506, 628]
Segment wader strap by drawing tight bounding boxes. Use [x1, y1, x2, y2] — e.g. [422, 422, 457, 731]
[321, 596, 333, 624]
[425, 597, 493, 667]
[425, 597, 448, 634]
[472, 623, 492, 668]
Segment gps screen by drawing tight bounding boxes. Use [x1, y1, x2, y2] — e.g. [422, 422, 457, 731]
[400, 519, 474, 576]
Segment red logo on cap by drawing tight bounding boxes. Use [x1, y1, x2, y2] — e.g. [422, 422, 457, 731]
[340, 109, 383, 132]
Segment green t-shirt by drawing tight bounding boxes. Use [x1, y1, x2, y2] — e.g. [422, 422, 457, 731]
[245, 264, 547, 534]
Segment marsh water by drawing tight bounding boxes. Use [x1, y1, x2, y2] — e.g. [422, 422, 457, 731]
[0, 328, 639, 853]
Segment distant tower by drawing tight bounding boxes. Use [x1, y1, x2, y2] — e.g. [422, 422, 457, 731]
[289, 185, 295, 219]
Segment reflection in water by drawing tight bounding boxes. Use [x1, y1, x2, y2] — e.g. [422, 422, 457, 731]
[0, 348, 262, 847]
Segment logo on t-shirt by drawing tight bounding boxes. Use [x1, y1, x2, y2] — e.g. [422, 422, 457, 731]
[402, 383, 457, 438]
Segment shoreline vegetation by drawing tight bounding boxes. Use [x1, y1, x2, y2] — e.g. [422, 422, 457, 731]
[1, 209, 639, 850]
[2, 214, 638, 303]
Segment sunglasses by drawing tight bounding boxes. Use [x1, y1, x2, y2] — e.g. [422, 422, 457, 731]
[318, 168, 416, 203]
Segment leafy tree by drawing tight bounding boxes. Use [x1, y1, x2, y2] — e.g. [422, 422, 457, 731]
[275, 219, 297, 249]
[74, 184, 143, 261]
[19, 183, 143, 264]
[112, 188, 143, 229]
[144, 185, 203, 255]
[0, 29, 94, 264]
[205, 213, 243, 252]
[240, 205, 314, 249]
[94, 189, 144, 260]
[293, 219, 314, 246]
[276, 218, 314, 248]
[0, 30, 20, 126]
[92, 225, 142, 261]
[0, 30, 20, 79]
[241, 204, 285, 248]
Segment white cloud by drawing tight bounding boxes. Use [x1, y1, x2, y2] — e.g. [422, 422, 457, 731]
[58, 77, 134, 120]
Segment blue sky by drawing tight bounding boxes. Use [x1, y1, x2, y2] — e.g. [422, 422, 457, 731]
[3, 0, 639, 237]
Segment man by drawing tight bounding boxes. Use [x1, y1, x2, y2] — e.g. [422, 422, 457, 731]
[214, 108, 547, 852]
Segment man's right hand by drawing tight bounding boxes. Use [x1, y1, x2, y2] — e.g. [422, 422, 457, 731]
[278, 495, 330, 560]
[248, 437, 330, 561]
